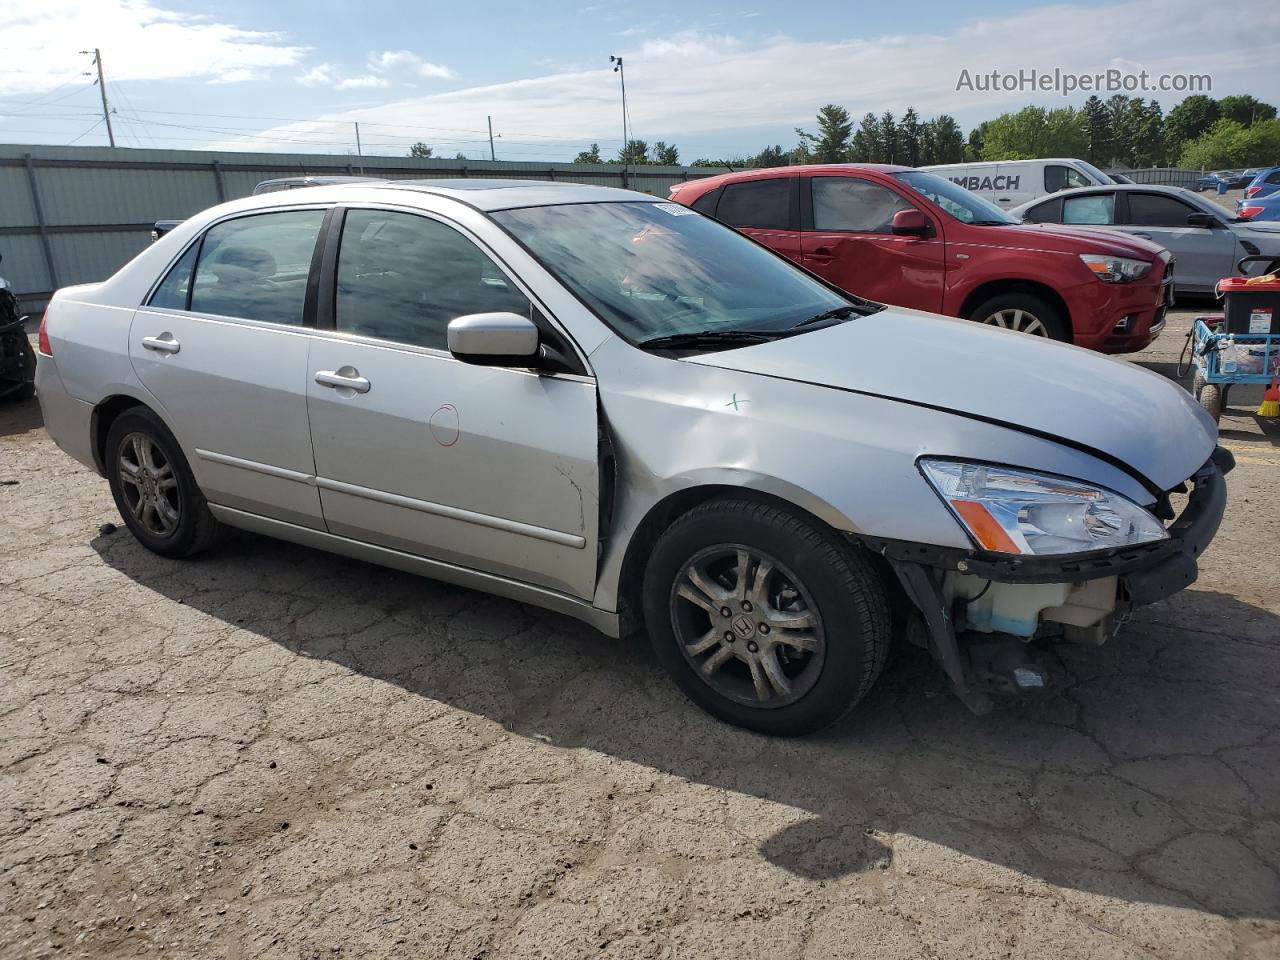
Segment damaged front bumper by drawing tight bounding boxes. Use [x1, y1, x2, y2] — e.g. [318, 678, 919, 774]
[861, 448, 1231, 712]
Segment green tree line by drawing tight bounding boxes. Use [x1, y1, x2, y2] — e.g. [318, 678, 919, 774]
[407, 93, 1279, 171]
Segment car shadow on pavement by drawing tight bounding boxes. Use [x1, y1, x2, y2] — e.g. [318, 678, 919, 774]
[92, 528, 1280, 922]
[0, 395, 42, 440]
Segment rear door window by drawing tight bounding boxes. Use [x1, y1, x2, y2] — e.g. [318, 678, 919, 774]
[810, 177, 913, 233]
[717, 178, 793, 229]
[188, 210, 326, 326]
[1126, 193, 1199, 227]
[1062, 194, 1115, 225]
[1045, 165, 1092, 193]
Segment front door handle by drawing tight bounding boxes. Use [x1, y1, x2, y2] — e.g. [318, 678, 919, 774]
[1133, 232, 1153, 239]
[806, 246, 835, 264]
[315, 368, 371, 394]
[141, 334, 180, 354]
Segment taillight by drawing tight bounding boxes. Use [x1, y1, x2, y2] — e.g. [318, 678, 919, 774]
[1246, 185, 1261, 197]
[37, 308, 52, 356]
[1239, 205, 1264, 219]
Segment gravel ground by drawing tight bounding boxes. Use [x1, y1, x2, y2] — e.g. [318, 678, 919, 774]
[1, 309, 1278, 960]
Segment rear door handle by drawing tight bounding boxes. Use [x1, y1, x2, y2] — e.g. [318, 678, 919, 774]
[141, 334, 180, 354]
[315, 368, 371, 394]
[806, 246, 835, 264]
[1133, 232, 1153, 239]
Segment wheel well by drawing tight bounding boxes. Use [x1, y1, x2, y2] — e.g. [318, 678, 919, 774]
[90, 396, 148, 475]
[614, 485, 898, 636]
[958, 280, 1073, 342]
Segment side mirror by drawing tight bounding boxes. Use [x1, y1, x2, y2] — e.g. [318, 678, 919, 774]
[891, 209, 930, 238]
[1186, 212, 1218, 229]
[447, 312, 540, 367]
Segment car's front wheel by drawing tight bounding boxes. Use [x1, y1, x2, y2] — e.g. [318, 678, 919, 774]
[643, 498, 891, 736]
[967, 292, 1067, 341]
[105, 407, 222, 558]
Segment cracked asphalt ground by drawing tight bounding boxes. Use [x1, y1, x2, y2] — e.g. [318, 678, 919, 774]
[2, 310, 1279, 960]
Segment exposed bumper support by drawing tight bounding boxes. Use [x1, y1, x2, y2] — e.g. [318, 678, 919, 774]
[868, 449, 1230, 714]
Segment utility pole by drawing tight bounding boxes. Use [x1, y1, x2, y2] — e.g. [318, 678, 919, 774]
[487, 116, 496, 161]
[80, 48, 115, 147]
[354, 122, 362, 156]
[610, 55, 628, 187]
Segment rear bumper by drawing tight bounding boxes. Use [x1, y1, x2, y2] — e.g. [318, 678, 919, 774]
[35, 355, 98, 472]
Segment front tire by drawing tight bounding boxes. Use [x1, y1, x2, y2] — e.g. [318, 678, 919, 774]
[643, 498, 891, 736]
[105, 407, 222, 558]
[967, 292, 1067, 341]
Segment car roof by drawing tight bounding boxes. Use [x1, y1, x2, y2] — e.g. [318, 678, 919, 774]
[365, 177, 658, 211]
[677, 163, 912, 192]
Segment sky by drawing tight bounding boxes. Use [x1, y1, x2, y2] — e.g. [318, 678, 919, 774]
[1, 0, 1279, 163]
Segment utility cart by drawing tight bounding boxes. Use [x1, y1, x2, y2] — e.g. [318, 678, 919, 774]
[1178, 255, 1280, 422]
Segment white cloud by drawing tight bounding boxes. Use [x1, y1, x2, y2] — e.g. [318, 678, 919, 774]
[0, 0, 305, 96]
[370, 50, 454, 79]
[219, 0, 1278, 158]
[207, 68, 265, 85]
[338, 75, 390, 90]
[297, 50, 452, 90]
[297, 64, 339, 87]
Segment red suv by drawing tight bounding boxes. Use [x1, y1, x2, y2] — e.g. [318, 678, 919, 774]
[669, 165, 1174, 353]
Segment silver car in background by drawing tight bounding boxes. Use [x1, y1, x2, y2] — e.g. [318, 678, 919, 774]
[35, 180, 1229, 735]
[1011, 183, 1280, 294]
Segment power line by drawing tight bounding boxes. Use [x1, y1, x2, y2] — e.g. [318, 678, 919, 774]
[66, 117, 104, 145]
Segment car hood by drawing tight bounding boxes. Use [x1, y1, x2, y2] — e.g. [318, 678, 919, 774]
[992, 222, 1168, 260]
[687, 308, 1216, 494]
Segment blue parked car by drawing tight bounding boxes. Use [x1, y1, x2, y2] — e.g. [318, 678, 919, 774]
[1239, 192, 1280, 221]
[1243, 166, 1280, 201]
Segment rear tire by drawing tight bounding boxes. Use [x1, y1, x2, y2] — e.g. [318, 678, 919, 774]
[642, 498, 891, 736]
[105, 407, 222, 558]
[967, 293, 1067, 342]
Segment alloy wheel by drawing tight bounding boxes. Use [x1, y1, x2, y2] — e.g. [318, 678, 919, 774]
[981, 308, 1048, 336]
[669, 545, 826, 708]
[117, 432, 181, 538]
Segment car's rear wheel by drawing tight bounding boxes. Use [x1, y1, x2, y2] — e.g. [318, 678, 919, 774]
[967, 293, 1067, 341]
[105, 407, 222, 558]
[643, 498, 890, 736]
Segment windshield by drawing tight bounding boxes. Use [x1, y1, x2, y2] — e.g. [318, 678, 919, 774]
[491, 201, 858, 344]
[891, 171, 1019, 225]
[1075, 159, 1114, 185]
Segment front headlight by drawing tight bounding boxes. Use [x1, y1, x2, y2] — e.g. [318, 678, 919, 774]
[1079, 254, 1151, 283]
[919, 460, 1167, 556]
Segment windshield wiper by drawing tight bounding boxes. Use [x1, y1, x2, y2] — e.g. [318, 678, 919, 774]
[791, 304, 864, 329]
[968, 219, 1012, 226]
[636, 329, 786, 351]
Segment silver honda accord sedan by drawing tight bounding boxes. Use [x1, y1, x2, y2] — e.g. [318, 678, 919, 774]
[35, 179, 1230, 735]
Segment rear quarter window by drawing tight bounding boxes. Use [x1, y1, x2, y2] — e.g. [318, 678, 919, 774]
[1022, 197, 1063, 223]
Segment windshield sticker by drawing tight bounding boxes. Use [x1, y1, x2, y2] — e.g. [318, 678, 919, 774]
[654, 202, 697, 216]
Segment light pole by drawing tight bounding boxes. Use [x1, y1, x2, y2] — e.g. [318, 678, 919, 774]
[610, 55, 628, 187]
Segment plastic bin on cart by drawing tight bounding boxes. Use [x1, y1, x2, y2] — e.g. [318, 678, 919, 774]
[1216, 256, 1280, 334]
